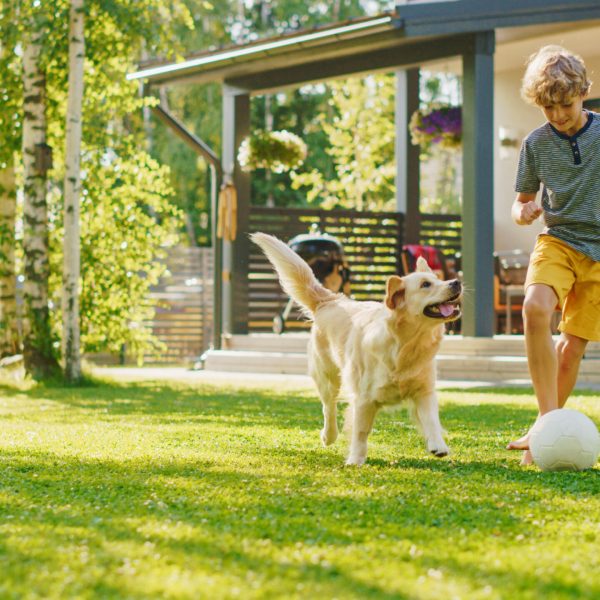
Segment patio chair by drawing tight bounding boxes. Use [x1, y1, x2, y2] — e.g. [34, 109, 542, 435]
[493, 250, 529, 334]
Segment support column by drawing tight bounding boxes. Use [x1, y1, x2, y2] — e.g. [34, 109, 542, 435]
[462, 31, 495, 337]
[222, 85, 251, 336]
[395, 68, 420, 245]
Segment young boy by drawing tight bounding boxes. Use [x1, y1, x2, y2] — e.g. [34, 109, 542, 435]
[508, 45, 600, 464]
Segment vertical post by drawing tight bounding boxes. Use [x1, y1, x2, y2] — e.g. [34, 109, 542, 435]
[209, 163, 222, 349]
[222, 85, 250, 337]
[462, 31, 495, 337]
[395, 67, 421, 244]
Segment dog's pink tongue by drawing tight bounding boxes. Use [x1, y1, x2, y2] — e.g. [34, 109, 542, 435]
[439, 303, 454, 317]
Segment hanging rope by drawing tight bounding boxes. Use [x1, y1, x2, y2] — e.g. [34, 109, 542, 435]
[217, 181, 238, 241]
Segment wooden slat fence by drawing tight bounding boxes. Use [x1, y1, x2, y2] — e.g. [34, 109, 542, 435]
[419, 213, 462, 255]
[144, 246, 213, 363]
[248, 207, 405, 332]
[248, 207, 462, 333]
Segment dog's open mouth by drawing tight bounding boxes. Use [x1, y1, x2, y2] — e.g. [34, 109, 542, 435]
[424, 293, 462, 320]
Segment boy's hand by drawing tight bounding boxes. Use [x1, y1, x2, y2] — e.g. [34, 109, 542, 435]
[512, 193, 542, 225]
[516, 201, 542, 225]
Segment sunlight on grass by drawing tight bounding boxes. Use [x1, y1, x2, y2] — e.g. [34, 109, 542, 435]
[0, 377, 598, 599]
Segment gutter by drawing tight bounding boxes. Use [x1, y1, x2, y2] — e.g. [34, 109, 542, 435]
[126, 15, 395, 84]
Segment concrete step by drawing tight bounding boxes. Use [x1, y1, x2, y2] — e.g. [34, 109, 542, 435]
[203, 350, 308, 375]
[224, 333, 600, 359]
[223, 333, 309, 353]
[203, 334, 600, 384]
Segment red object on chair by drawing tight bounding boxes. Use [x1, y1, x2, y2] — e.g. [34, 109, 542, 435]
[401, 244, 446, 278]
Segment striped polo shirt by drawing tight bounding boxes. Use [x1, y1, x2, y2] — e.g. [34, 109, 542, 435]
[515, 110, 600, 261]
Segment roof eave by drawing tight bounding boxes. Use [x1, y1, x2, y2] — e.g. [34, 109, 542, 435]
[128, 0, 600, 87]
[127, 14, 397, 85]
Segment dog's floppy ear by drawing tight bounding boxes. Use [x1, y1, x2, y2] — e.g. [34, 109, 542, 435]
[385, 275, 405, 310]
[415, 256, 433, 273]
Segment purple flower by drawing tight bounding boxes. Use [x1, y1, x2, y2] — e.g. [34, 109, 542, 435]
[409, 104, 462, 149]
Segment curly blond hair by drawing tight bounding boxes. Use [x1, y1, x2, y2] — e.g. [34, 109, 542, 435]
[521, 45, 592, 106]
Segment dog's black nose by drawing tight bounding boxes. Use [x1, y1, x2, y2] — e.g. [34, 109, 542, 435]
[449, 279, 462, 292]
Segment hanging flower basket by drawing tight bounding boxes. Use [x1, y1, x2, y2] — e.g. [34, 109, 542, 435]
[237, 129, 307, 173]
[409, 104, 462, 150]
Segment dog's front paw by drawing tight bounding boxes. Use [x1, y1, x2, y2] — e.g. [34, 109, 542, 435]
[428, 441, 450, 457]
[345, 454, 366, 467]
[320, 426, 338, 446]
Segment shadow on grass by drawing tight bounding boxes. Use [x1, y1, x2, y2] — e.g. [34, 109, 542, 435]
[1, 446, 598, 599]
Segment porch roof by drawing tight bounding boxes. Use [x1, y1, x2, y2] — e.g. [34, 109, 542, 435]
[128, 0, 600, 92]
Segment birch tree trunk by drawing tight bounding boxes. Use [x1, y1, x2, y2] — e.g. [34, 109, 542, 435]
[62, 0, 85, 382]
[0, 165, 19, 357]
[22, 34, 59, 379]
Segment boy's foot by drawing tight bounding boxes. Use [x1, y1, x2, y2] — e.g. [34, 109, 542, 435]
[507, 433, 530, 450]
[520, 450, 534, 465]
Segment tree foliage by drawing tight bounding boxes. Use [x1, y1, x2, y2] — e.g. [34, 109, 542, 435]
[57, 0, 190, 362]
[0, 3, 22, 357]
[0, 0, 191, 369]
[291, 75, 397, 210]
[0, 3, 22, 165]
[50, 143, 181, 363]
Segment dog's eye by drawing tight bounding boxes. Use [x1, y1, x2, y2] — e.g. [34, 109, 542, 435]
[420, 281, 432, 288]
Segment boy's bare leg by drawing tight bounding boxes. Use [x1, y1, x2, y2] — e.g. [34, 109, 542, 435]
[513, 333, 586, 463]
[507, 284, 559, 460]
[556, 333, 588, 407]
[514, 334, 588, 464]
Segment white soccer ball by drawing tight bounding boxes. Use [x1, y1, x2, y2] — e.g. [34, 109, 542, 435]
[530, 409, 600, 472]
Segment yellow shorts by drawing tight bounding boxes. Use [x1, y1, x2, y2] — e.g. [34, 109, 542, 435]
[525, 234, 600, 341]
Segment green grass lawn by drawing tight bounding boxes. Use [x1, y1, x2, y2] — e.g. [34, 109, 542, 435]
[0, 374, 598, 600]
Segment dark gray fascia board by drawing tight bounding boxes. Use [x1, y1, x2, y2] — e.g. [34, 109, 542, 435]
[226, 33, 478, 93]
[394, 0, 600, 36]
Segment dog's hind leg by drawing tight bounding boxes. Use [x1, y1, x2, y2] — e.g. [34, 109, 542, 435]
[413, 393, 449, 457]
[346, 402, 379, 466]
[308, 330, 342, 447]
[313, 368, 341, 447]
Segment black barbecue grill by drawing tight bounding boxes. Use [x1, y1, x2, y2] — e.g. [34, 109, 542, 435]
[273, 232, 351, 334]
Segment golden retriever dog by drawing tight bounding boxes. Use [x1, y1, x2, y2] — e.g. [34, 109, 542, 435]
[251, 232, 462, 466]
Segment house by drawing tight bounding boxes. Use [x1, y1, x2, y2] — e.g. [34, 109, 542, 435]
[128, 0, 600, 356]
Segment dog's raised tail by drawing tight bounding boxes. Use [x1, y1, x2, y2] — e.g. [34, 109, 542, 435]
[251, 232, 336, 314]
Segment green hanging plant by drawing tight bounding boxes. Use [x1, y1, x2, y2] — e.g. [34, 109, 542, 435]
[237, 129, 307, 173]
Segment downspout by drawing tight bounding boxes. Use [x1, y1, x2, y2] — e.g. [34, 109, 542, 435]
[143, 87, 224, 351]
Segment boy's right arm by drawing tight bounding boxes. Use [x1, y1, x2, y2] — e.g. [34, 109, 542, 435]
[512, 192, 542, 225]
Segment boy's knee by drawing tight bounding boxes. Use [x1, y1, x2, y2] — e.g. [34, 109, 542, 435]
[556, 337, 587, 365]
[522, 296, 554, 325]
